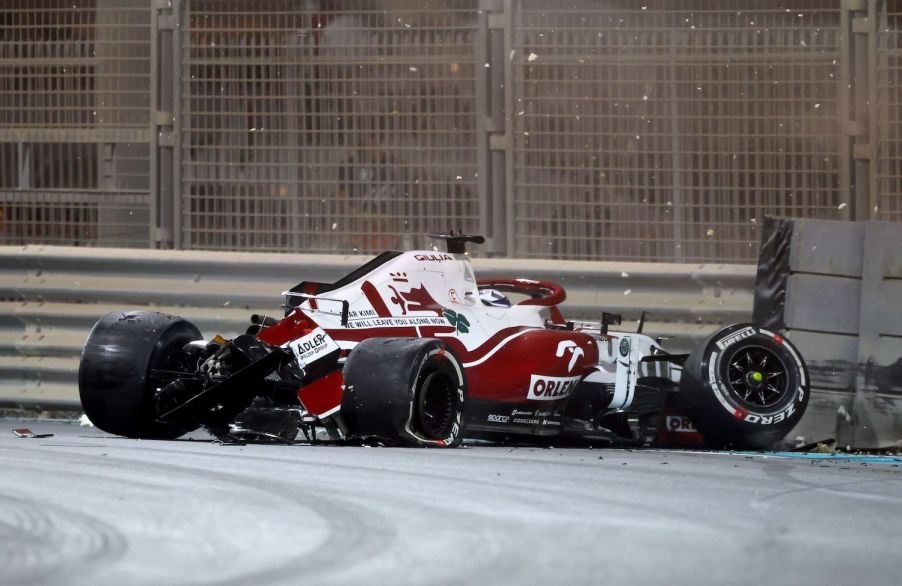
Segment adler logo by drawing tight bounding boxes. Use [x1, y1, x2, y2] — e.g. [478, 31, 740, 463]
[287, 327, 339, 366]
[414, 254, 454, 262]
[527, 374, 582, 401]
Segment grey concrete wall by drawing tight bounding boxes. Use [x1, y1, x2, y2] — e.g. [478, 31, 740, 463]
[755, 218, 902, 449]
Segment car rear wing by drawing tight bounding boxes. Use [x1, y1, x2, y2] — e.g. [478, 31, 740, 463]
[282, 291, 350, 326]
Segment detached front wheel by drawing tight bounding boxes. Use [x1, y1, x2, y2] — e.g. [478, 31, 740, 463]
[79, 311, 202, 439]
[680, 323, 809, 449]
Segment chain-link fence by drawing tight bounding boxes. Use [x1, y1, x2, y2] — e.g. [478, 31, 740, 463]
[511, 0, 846, 262]
[1, 0, 900, 262]
[877, 1, 902, 222]
[180, 0, 480, 252]
[0, 0, 152, 247]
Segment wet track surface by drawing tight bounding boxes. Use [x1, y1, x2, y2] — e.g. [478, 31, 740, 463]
[2, 420, 901, 586]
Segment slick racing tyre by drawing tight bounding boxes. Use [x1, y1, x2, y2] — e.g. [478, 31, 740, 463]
[79, 311, 202, 439]
[679, 323, 809, 449]
[341, 338, 467, 447]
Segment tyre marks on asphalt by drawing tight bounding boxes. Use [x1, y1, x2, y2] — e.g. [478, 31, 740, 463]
[0, 494, 127, 586]
[5, 426, 902, 586]
[0, 442, 394, 586]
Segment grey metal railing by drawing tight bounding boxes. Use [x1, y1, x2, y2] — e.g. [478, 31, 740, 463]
[0, 244, 755, 407]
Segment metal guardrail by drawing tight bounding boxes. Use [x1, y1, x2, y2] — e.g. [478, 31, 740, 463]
[0, 245, 754, 407]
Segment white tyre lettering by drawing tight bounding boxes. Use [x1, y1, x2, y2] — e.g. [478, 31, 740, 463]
[715, 326, 756, 351]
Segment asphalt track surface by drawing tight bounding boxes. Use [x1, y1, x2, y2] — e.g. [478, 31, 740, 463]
[2, 420, 901, 586]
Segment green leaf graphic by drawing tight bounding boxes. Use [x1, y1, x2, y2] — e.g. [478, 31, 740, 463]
[443, 309, 470, 334]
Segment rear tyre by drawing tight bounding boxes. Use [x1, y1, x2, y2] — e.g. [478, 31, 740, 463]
[79, 311, 202, 439]
[341, 338, 466, 447]
[679, 323, 809, 449]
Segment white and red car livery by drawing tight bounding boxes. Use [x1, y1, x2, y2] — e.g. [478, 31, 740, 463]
[79, 235, 810, 449]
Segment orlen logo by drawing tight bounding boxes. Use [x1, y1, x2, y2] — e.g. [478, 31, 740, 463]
[666, 415, 697, 433]
[527, 374, 581, 401]
[555, 340, 585, 372]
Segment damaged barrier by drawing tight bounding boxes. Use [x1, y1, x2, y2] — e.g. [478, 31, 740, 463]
[755, 217, 902, 449]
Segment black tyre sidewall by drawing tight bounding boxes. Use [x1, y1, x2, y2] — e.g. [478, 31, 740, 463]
[79, 311, 201, 438]
[402, 344, 466, 447]
[341, 338, 467, 447]
[681, 324, 809, 449]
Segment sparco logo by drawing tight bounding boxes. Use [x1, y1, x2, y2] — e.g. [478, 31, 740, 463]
[715, 326, 755, 351]
[527, 374, 581, 401]
[487, 414, 510, 423]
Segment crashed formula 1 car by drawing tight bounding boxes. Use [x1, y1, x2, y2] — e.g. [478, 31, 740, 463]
[79, 234, 809, 449]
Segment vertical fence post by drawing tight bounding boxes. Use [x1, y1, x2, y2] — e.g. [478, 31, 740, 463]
[668, 33, 685, 261]
[476, 0, 509, 256]
[285, 29, 305, 253]
[151, 0, 177, 248]
[171, 0, 184, 249]
[149, 1, 159, 247]
[866, 0, 880, 221]
[475, 2, 491, 249]
[17, 143, 31, 189]
[842, 0, 873, 221]
[839, 5, 852, 220]
[502, 0, 516, 258]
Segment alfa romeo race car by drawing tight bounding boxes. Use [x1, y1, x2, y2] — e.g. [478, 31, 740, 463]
[79, 234, 809, 449]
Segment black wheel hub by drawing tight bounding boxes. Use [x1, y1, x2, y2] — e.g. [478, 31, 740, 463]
[744, 371, 765, 388]
[416, 370, 458, 440]
[726, 345, 789, 408]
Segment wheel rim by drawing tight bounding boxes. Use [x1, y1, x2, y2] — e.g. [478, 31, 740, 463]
[725, 344, 790, 408]
[415, 370, 458, 440]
